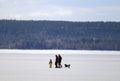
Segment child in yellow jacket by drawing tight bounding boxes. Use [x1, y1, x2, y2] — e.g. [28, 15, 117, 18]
[49, 59, 52, 68]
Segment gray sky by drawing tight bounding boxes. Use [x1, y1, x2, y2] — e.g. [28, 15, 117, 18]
[0, 0, 120, 21]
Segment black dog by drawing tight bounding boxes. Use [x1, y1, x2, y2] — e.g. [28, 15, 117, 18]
[64, 64, 71, 68]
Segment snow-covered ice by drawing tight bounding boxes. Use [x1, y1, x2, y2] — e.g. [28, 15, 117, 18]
[0, 49, 120, 81]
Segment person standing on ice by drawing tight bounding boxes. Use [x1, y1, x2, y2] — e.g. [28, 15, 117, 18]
[49, 59, 52, 68]
[55, 55, 59, 68]
[58, 54, 62, 68]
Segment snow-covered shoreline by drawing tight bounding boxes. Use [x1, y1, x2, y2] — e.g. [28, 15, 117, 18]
[0, 49, 120, 55]
[0, 49, 120, 81]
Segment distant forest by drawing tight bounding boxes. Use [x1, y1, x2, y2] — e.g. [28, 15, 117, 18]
[0, 20, 120, 50]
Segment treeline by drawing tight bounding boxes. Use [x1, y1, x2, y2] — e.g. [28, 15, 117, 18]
[0, 20, 120, 50]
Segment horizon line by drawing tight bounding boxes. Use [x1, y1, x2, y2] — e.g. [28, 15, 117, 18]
[0, 19, 120, 22]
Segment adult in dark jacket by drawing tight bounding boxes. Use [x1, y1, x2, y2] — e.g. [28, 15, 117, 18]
[55, 55, 59, 68]
[58, 54, 62, 68]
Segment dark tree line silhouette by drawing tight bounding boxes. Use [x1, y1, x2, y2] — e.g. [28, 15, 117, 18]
[0, 20, 120, 50]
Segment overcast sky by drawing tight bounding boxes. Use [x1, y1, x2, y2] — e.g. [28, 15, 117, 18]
[0, 0, 120, 21]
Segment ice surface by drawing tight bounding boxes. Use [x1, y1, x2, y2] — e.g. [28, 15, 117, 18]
[0, 50, 120, 81]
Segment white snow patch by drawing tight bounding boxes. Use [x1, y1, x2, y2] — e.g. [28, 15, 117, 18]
[0, 49, 120, 55]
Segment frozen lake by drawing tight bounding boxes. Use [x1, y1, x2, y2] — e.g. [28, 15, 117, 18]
[0, 50, 120, 81]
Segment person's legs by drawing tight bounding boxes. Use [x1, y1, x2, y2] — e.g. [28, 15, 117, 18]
[55, 62, 57, 68]
[58, 61, 62, 68]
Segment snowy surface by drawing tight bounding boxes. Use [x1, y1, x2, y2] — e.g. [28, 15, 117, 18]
[0, 49, 120, 81]
[0, 49, 120, 55]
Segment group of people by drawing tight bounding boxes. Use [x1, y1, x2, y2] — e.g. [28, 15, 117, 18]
[49, 54, 62, 68]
